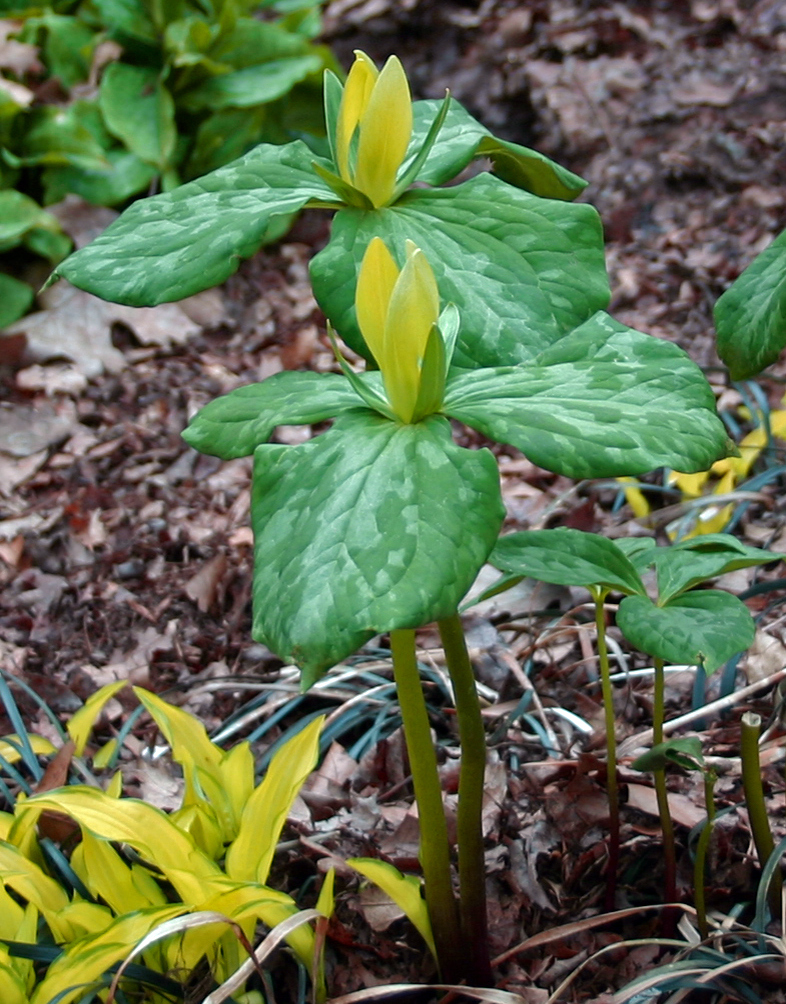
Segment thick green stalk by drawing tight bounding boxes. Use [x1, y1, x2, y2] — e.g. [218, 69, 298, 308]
[438, 613, 493, 987]
[694, 767, 717, 939]
[389, 629, 463, 982]
[653, 657, 677, 904]
[592, 587, 620, 910]
[740, 711, 782, 913]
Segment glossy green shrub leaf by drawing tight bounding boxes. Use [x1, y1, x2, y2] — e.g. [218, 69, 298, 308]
[310, 173, 609, 368]
[616, 590, 755, 672]
[100, 64, 176, 170]
[250, 411, 504, 685]
[443, 312, 732, 477]
[0, 274, 34, 328]
[348, 858, 435, 957]
[182, 55, 323, 110]
[18, 13, 95, 89]
[490, 528, 646, 596]
[6, 104, 109, 170]
[0, 191, 63, 253]
[42, 149, 156, 207]
[410, 99, 586, 199]
[651, 534, 776, 604]
[183, 371, 372, 458]
[715, 227, 786, 379]
[53, 141, 336, 304]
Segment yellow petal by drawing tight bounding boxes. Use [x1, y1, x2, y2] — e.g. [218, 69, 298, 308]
[354, 55, 413, 207]
[336, 51, 378, 183]
[355, 236, 399, 368]
[384, 247, 439, 422]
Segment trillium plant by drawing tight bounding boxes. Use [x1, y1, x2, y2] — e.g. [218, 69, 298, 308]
[53, 51, 738, 988]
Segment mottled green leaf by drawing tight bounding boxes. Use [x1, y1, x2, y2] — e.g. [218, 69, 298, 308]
[490, 528, 646, 595]
[616, 590, 755, 672]
[100, 64, 176, 170]
[182, 371, 373, 458]
[310, 173, 609, 368]
[181, 55, 323, 111]
[250, 412, 504, 685]
[715, 227, 786, 379]
[652, 534, 777, 604]
[410, 99, 586, 199]
[0, 190, 62, 253]
[53, 141, 335, 305]
[443, 312, 732, 477]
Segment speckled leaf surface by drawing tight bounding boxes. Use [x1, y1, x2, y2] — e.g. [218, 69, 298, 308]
[715, 227, 786, 379]
[616, 590, 755, 672]
[409, 99, 587, 199]
[443, 312, 732, 477]
[490, 528, 646, 596]
[53, 141, 336, 305]
[182, 372, 377, 459]
[250, 412, 504, 685]
[310, 173, 609, 368]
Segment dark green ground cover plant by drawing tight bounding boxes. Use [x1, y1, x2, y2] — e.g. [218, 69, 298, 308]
[49, 50, 751, 989]
[0, 0, 334, 325]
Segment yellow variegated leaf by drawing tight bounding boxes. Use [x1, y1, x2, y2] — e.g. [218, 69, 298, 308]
[57, 900, 114, 939]
[16, 786, 220, 881]
[0, 952, 27, 1004]
[0, 841, 71, 938]
[130, 862, 167, 907]
[217, 741, 254, 836]
[92, 738, 118, 769]
[315, 867, 335, 919]
[73, 829, 160, 915]
[30, 905, 186, 1004]
[0, 882, 26, 939]
[67, 681, 128, 756]
[133, 687, 223, 811]
[0, 811, 12, 841]
[0, 734, 57, 765]
[105, 770, 123, 798]
[225, 716, 324, 884]
[347, 858, 435, 958]
[172, 800, 224, 860]
[669, 469, 711, 497]
[617, 477, 650, 518]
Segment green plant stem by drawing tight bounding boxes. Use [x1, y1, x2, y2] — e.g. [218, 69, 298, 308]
[389, 629, 463, 982]
[438, 613, 493, 987]
[653, 657, 677, 905]
[694, 768, 717, 939]
[740, 711, 782, 914]
[592, 587, 620, 910]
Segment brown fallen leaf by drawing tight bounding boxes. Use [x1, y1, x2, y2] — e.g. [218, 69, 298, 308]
[184, 552, 229, 613]
[2, 281, 201, 378]
[626, 783, 706, 829]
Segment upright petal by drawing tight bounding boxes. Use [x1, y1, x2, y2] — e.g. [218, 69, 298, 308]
[384, 248, 439, 422]
[336, 51, 379, 182]
[356, 236, 399, 368]
[354, 55, 413, 207]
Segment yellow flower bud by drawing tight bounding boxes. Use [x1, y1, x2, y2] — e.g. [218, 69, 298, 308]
[336, 52, 413, 208]
[356, 237, 441, 423]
